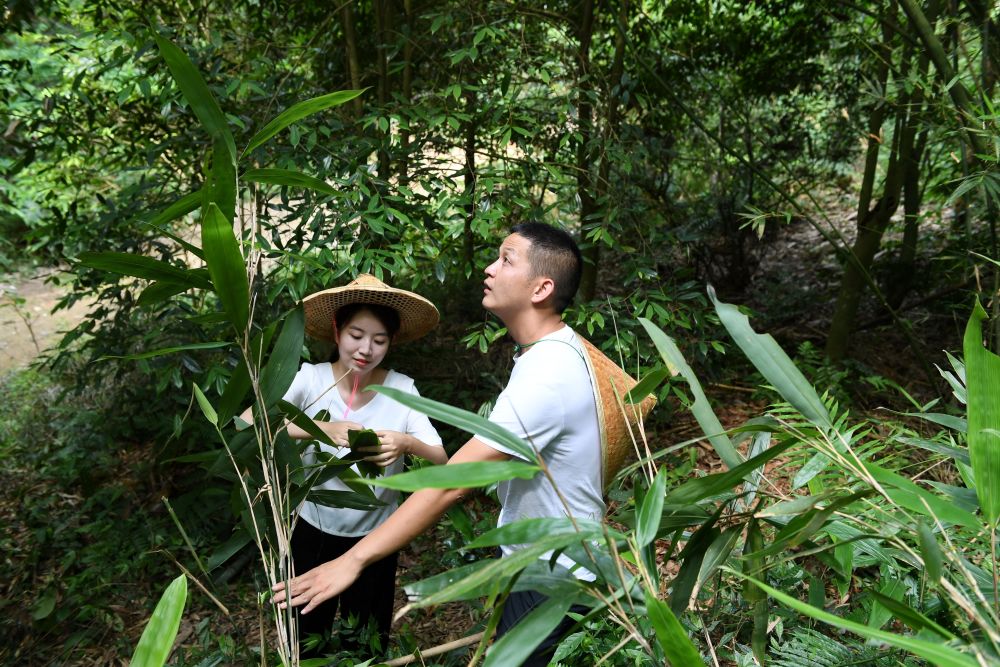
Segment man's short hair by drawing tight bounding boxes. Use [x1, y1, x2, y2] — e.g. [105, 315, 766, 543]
[511, 222, 582, 313]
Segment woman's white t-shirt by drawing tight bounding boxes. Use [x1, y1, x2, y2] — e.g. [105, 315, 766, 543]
[283, 362, 442, 537]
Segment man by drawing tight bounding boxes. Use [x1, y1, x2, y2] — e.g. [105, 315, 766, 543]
[274, 222, 602, 665]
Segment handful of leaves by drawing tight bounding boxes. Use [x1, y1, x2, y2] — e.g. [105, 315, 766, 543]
[347, 428, 382, 478]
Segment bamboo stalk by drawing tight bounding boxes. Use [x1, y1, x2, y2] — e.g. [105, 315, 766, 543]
[381, 632, 485, 666]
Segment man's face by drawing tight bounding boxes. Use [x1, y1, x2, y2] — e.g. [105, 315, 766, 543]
[482, 233, 537, 319]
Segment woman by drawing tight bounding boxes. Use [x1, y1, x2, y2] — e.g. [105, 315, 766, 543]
[244, 274, 446, 654]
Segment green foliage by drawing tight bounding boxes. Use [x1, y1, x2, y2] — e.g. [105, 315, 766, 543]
[130, 575, 188, 667]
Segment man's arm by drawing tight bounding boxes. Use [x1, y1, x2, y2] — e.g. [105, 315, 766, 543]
[272, 437, 510, 613]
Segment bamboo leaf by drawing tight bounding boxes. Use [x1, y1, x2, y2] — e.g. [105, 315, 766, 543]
[152, 33, 236, 162]
[671, 508, 722, 614]
[78, 252, 211, 289]
[732, 570, 976, 667]
[708, 287, 832, 429]
[192, 383, 218, 426]
[964, 299, 1000, 526]
[484, 595, 572, 667]
[372, 385, 536, 461]
[243, 89, 366, 154]
[364, 461, 539, 491]
[665, 441, 793, 505]
[638, 317, 741, 469]
[625, 367, 670, 404]
[645, 591, 705, 666]
[466, 517, 618, 549]
[205, 134, 237, 224]
[129, 574, 187, 667]
[864, 462, 981, 529]
[243, 168, 342, 198]
[637, 468, 668, 547]
[259, 308, 304, 407]
[100, 341, 230, 361]
[868, 590, 955, 639]
[201, 202, 249, 333]
[137, 281, 192, 306]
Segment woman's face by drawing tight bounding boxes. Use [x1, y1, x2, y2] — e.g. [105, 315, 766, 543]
[336, 309, 391, 375]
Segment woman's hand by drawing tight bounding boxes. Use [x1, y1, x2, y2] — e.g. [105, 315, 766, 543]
[361, 430, 412, 467]
[272, 554, 364, 614]
[318, 420, 365, 447]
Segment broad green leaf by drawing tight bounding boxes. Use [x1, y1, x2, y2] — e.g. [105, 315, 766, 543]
[639, 318, 741, 469]
[364, 461, 539, 491]
[78, 252, 211, 289]
[484, 595, 572, 667]
[625, 367, 669, 404]
[243, 168, 341, 198]
[864, 462, 981, 529]
[205, 134, 236, 224]
[867, 578, 904, 630]
[964, 299, 1000, 526]
[671, 507, 722, 614]
[869, 590, 955, 639]
[899, 436, 971, 466]
[708, 287, 832, 430]
[307, 489, 385, 511]
[192, 383, 218, 426]
[372, 385, 536, 461]
[243, 89, 366, 154]
[902, 411, 967, 433]
[201, 202, 249, 333]
[153, 33, 236, 162]
[665, 441, 793, 505]
[733, 571, 976, 667]
[205, 530, 252, 571]
[217, 355, 252, 427]
[100, 341, 229, 361]
[696, 525, 741, 590]
[466, 517, 617, 549]
[137, 281, 192, 307]
[408, 533, 595, 609]
[346, 428, 382, 478]
[142, 191, 205, 258]
[645, 591, 705, 666]
[637, 468, 668, 547]
[130, 574, 188, 667]
[259, 308, 304, 407]
[792, 451, 831, 489]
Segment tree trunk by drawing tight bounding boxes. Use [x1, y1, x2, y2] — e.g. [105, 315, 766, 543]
[342, 1, 363, 119]
[374, 0, 391, 181]
[399, 0, 414, 186]
[463, 89, 477, 274]
[575, 0, 597, 301]
[826, 9, 896, 361]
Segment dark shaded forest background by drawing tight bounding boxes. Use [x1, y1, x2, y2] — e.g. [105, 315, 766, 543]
[2, 0, 999, 665]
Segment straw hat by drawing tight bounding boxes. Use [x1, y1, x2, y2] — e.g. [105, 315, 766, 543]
[578, 336, 657, 490]
[303, 274, 440, 344]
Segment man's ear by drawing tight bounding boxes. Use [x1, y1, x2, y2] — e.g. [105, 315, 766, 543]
[529, 277, 556, 305]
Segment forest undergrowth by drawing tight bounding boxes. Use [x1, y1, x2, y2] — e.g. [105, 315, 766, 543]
[0, 189, 971, 665]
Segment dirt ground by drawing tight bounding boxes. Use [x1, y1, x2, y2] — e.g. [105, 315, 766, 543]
[0, 270, 92, 374]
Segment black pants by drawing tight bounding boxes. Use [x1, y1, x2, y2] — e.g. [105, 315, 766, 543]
[497, 589, 588, 667]
[290, 520, 398, 655]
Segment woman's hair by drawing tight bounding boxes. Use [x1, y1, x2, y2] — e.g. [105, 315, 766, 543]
[334, 302, 402, 340]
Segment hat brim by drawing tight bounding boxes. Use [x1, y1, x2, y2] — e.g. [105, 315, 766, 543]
[303, 283, 439, 344]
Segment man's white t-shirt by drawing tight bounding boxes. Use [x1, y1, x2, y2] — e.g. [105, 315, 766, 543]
[474, 325, 603, 576]
[283, 363, 443, 537]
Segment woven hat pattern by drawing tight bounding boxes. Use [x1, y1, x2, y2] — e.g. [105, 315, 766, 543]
[303, 274, 440, 344]
[578, 336, 656, 490]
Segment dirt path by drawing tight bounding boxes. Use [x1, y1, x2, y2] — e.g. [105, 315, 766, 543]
[0, 271, 92, 375]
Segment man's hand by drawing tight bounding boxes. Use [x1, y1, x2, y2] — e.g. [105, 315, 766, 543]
[272, 553, 364, 614]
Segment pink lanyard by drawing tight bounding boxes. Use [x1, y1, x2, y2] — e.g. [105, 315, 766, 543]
[342, 373, 361, 418]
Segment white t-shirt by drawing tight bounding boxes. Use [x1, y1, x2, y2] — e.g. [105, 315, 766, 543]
[283, 363, 443, 537]
[474, 325, 603, 577]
